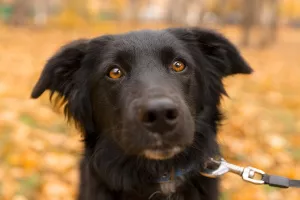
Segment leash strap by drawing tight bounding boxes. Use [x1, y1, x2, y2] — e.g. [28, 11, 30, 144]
[262, 174, 300, 188]
[201, 158, 300, 189]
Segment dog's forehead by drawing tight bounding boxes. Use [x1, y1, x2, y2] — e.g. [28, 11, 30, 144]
[111, 30, 181, 54]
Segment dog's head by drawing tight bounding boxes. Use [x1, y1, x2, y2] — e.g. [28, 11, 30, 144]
[31, 28, 252, 160]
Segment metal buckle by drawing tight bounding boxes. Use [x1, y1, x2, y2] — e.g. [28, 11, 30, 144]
[201, 158, 265, 185]
[242, 166, 265, 184]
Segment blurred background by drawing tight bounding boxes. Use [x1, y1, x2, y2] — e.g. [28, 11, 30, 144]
[0, 0, 299, 199]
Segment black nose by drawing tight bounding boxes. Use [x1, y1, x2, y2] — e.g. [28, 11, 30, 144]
[139, 98, 179, 133]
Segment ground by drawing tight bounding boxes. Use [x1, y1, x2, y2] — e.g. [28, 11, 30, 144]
[0, 24, 299, 200]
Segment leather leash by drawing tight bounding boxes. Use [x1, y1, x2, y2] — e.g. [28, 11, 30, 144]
[200, 158, 300, 188]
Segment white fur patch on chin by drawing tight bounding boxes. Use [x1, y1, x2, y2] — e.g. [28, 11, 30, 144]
[143, 146, 182, 160]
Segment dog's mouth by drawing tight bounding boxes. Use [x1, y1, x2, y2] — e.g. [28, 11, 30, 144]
[143, 146, 182, 160]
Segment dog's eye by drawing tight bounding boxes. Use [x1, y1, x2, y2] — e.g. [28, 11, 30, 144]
[107, 67, 123, 79]
[171, 61, 186, 72]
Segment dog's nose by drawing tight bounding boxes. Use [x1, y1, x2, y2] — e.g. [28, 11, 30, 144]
[139, 98, 179, 133]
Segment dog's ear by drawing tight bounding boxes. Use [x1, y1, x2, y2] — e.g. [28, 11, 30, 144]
[31, 39, 89, 99]
[167, 28, 253, 77]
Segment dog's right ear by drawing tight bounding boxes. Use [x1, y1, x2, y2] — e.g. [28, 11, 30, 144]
[31, 39, 89, 99]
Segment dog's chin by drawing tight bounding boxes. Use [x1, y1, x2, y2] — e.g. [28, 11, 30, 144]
[143, 146, 183, 160]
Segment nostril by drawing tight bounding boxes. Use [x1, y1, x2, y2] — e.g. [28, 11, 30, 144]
[142, 111, 157, 124]
[165, 108, 178, 121]
[138, 98, 179, 132]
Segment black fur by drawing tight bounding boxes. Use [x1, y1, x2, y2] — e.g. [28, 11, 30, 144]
[31, 27, 252, 200]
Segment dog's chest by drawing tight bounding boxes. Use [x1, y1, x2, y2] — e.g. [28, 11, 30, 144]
[121, 179, 188, 200]
[144, 178, 187, 200]
[158, 179, 184, 196]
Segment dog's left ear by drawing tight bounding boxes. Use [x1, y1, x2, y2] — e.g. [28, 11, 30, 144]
[167, 28, 253, 76]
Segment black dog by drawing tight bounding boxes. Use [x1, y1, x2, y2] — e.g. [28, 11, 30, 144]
[31, 27, 252, 200]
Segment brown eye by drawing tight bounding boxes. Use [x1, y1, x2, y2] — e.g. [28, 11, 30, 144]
[171, 61, 186, 72]
[108, 67, 123, 79]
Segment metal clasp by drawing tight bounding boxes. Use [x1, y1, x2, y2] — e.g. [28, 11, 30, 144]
[242, 166, 265, 184]
[200, 158, 265, 185]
